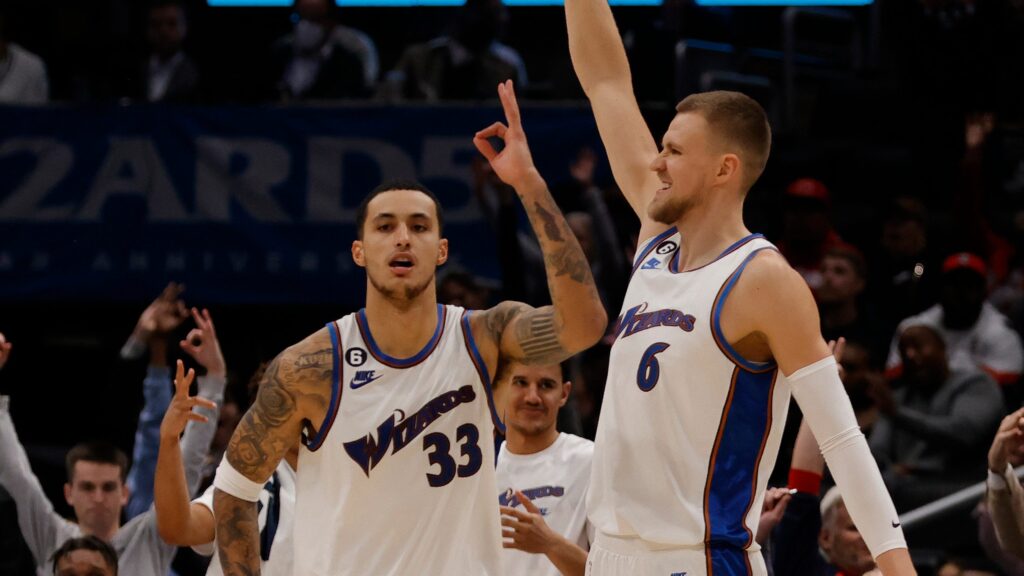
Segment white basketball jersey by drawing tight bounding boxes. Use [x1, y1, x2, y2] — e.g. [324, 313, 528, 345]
[588, 229, 791, 568]
[292, 304, 505, 576]
[496, 433, 594, 576]
[194, 461, 295, 576]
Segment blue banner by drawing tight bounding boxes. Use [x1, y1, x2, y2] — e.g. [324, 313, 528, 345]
[0, 104, 602, 306]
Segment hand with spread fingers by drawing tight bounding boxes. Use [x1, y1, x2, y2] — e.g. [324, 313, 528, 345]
[179, 308, 226, 379]
[159, 360, 218, 442]
[473, 80, 540, 191]
[0, 333, 11, 372]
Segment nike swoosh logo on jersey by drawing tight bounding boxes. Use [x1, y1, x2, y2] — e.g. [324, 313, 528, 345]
[350, 371, 383, 389]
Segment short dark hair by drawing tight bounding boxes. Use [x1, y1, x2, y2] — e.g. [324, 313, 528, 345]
[354, 180, 444, 240]
[65, 442, 129, 483]
[51, 536, 118, 575]
[676, 91, 771, 192]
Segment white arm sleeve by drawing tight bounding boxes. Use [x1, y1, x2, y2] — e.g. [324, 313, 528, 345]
[788, 355, 907, 558]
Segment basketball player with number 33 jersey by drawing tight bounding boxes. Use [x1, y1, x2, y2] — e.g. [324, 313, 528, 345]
[210, 80, 607, 576]
[565, 2, 915, 575]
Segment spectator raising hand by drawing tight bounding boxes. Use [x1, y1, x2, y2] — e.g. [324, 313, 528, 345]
[160, 360, 217, 442]
[990, 407, 1024, 475]
[987, 407, 1024, 561]
[121, 282, 190, 360]
[180, 308, 226, 379]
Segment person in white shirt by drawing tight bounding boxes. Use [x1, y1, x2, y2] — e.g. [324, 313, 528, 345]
[496, 361, 593, 576]
[0, 9, 48, 104]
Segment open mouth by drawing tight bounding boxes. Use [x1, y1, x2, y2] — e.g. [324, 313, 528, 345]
[389, 255, 415, 274]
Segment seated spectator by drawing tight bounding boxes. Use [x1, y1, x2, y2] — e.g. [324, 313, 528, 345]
[885, 252, 1024, 390]
[818, 245, 886, 360]
[987, 407, 1024, 561]
[438, 268, 490, 310]
[142, 0, 199, 103]
[0, 8, 49, 104]
[771, 418, 880, 576]
[870, 324, 1004, 509]
[0, 314, 221, 573]
[380, 0, 527, 101]
[272, 0, 379, 101]
[777, 178, 845, 292]
[52, 536, 118, 576]
[495, 361, 592, 576]
[871, 196, 938, 335]
[155, 314, 297, 576]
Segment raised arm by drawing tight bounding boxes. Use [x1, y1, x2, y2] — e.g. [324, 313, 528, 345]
[564, 0, 662, 234]
[731, 251, 914, 575]
[214, 329, 332, 576]
[125, 282, 190, 519]
[471, 81, 607, 370]
[155, 361, 218, 545]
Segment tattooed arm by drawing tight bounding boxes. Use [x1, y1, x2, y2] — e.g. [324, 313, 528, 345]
[214, 329, 332, 576]
[471, 81, 607, 369]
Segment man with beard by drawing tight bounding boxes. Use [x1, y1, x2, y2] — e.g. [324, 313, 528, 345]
[565, 2, 913, 574]
[213, 80, 606, 575]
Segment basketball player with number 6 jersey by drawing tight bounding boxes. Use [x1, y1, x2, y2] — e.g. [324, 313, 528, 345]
[211, 80, 607, 576]
[565, 2, 915, 575]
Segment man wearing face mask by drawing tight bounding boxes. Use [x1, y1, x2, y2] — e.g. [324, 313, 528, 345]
[380, 0, 527, 101]
[272, 0, 379, 101]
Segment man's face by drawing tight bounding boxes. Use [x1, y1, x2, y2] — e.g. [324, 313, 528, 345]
[940, 270, 986, 330]
[497, 363, 568, 437]
[898, 325, 947, 388]
[818, 255, 864, 305]
[647, 113, 719, 225]
[820, 503, 875, 575]
[147, 5, 185, 57]
[353, 190, 447, 302]
[55, 550, 115, 576]
[64, 462, 128, 536]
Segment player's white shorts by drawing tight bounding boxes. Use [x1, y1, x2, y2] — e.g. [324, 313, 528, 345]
[585, 533, 768, 576]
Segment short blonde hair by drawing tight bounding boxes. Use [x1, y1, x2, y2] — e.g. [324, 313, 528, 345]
[676, 91, 771, 192]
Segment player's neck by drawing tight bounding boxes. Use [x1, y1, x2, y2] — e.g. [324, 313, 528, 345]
[673, 202, 749, 271]
[506, 426, 559, 455]
[363, 290, 441, 358]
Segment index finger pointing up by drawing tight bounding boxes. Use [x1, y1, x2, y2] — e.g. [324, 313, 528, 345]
[498, 80, 521, 128]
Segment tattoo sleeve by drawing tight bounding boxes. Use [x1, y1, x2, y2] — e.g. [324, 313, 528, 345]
[215, 330, 332, 575]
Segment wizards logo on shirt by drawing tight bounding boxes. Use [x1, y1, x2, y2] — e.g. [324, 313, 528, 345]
[612, 302, 696, 342]
[343, 385, 476, 476]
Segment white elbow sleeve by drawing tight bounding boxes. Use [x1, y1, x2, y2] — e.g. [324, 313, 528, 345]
[213, 456, 267, 503]
[788, 355, 907, 558]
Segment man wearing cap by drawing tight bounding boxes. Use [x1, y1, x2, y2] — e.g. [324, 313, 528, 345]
[778, 178, 846, 292]
[885, 252, 1023, 392]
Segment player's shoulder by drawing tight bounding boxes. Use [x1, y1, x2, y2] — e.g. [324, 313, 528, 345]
[557, 433, 595, 459]
[735, 248, 808, 294]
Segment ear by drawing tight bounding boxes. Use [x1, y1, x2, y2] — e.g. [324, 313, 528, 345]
[351, 240, 366, 268]
[64, 483, 73, 506]
[120, 484, 131, 507]
[716, 154, 741, 185]
[818, 525, 833, 554]
[437, 239, 449, 266]
[559, 381, 572, 408]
